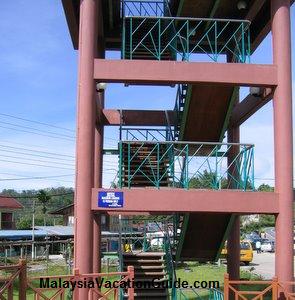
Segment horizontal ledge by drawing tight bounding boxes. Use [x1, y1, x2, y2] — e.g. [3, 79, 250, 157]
[92, 188, 279, 214]
[94, 59, 278, 87]
[102, 109, 176, 126]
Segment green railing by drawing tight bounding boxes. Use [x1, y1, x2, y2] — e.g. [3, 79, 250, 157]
[122, 16, 251, 62]
[118, 141, 254, 190]
[120, 127, 174, 141]
[122, 0, 167, 17]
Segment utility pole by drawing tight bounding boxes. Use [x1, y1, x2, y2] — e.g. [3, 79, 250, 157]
[32, 198, 35, 260]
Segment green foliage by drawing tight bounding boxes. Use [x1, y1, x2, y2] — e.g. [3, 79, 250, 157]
[257, 184, 274, 192]
[16, 214, 60, 229]
[0, 187, 74, 229]
[37, 190, 51, 214]
[241, 184, 275, 234]
[189, 170, 227, 189]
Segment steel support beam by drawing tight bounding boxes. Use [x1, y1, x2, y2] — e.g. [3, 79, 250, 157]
[93, 59, 278, 86]
[102, 109, 176, 126]
[92, 189, 279, 214]
[271, 0, 294, 283]
[230, 88, 274, 127]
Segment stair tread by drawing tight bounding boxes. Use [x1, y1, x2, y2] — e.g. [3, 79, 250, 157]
[128, 265, 165, 270]
[123, 259, 165, 263]
[123, 252, 165, 257]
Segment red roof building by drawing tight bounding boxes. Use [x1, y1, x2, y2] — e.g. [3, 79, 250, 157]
[0, 197, 23, 230]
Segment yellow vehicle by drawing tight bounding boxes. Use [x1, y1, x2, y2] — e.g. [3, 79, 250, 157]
[221, 240, 253, 265]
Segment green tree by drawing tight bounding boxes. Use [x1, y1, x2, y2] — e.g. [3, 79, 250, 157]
[189, 170, 227, 189]
[257, 184, 274, 192]
[241, 183, 275, 234]
[37, 190, 52, 226]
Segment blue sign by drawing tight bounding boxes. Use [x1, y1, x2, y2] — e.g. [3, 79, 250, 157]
[98, 191, 124, 208]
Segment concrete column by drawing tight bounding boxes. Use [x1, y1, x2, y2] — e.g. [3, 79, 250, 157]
[227, 88, 240, 280]
[74, 0, 98, 283]
[93, 92, 104, 273]
[227, 215, 240, 280]
[271, 0, 294, 282]
[227, 125, 241, 280]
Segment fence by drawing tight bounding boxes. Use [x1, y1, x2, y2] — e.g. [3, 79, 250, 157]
[224, 273, 295, 300]
[0, 259, 135, 299]
[0, 259, 26, 300]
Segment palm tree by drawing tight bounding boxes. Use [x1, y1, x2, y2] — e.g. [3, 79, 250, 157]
[37, 190, 51, 226]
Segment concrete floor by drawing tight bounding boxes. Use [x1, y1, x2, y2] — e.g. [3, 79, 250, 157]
[241, 252, 295, 279]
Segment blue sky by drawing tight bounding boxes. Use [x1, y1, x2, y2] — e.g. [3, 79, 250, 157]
[0, 1, 294, 190]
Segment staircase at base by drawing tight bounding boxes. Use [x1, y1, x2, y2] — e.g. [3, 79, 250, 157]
[122, 252, 169, 299]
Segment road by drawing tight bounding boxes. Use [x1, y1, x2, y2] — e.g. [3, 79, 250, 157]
[241, 252, 295, 279]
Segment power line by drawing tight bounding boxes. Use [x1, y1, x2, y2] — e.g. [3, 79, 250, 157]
[0, 149, 75, 162]
[0, 144, 75, 158]
[0, 154, 74, 167]
[0, 172, 73, 178]
[0, 171, 116, 183]
[104, 137, 118, 141]
[0, 192, 74, 199]
[0, 176, 74, 183]
[0, 120, 75, 139]
[0, 113, 75, 133]
[0, 125, 74, 141]
[1, 140, 60, 151]
[0, 159, 74, 170]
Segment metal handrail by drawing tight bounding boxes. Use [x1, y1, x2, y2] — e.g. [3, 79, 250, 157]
[122, 140, 254, 147]
[125, 15, 251, 25]
[123, 16, 251, 63]
[119, 141, 255, 190]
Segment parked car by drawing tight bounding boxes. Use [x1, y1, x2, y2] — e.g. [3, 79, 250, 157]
[221, 240, 253, 265]
[260, 239, 275, 252]
[250, 238, 263, 250]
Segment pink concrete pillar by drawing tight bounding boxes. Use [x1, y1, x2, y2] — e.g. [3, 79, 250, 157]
[93, 92, 104, 273]
[227, 215, 240, 280]
[271, 0, 294, 282]
[74, 0, 98, 283]
[227, 87, 240, 280]
[227, 124, 241, 280]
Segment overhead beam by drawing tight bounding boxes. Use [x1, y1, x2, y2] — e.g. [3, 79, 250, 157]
[245, 0, 266, 21]
[92, 188, 279, 214]
[230, 88, 274, 127]
[61, 0, 79, 49]
[102, 109, 176, 126]
[93, 59, 277, 87]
